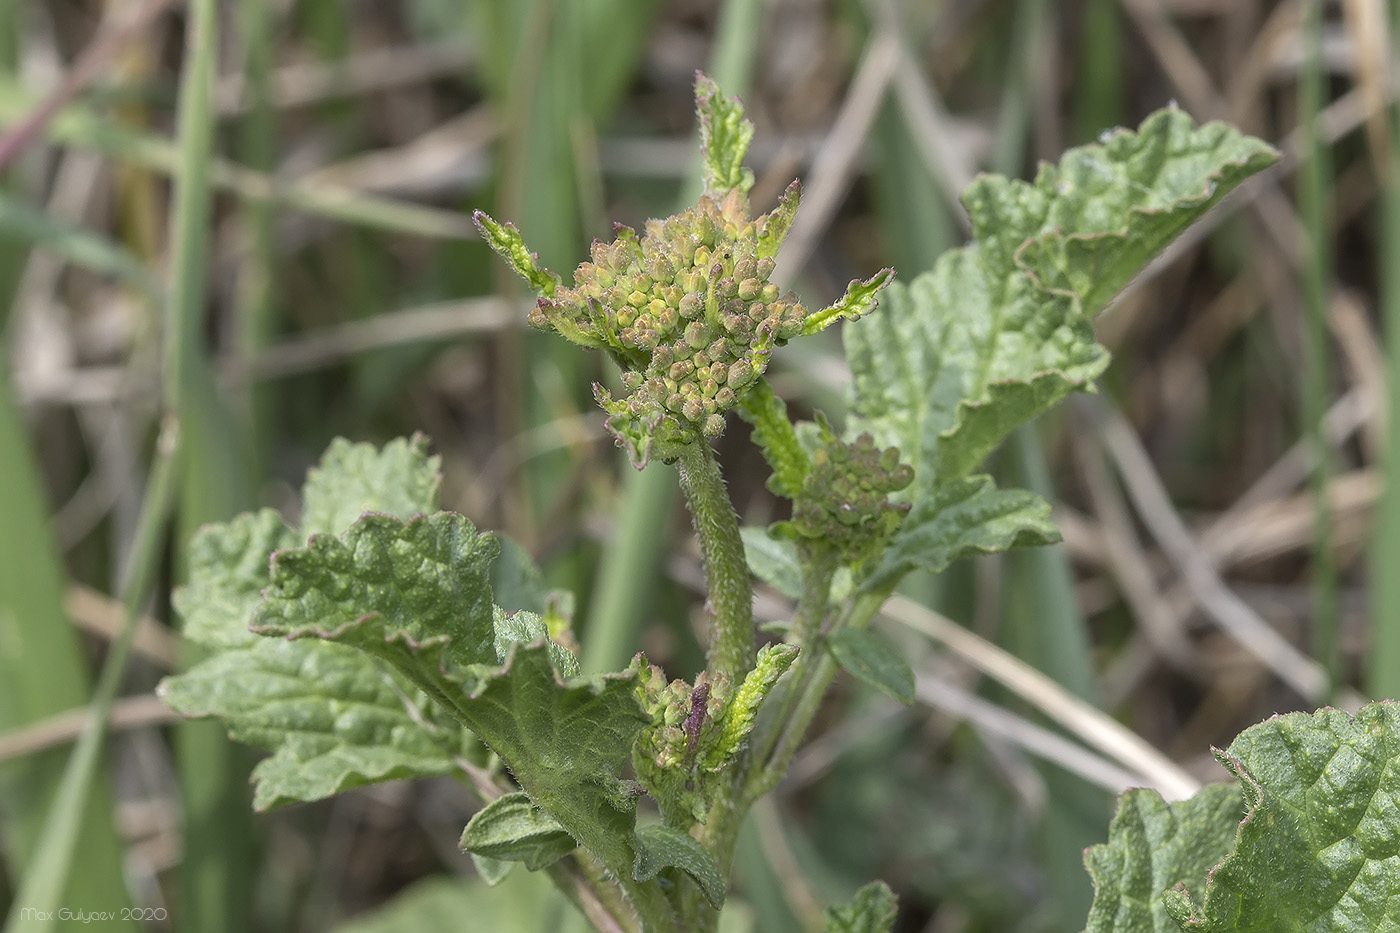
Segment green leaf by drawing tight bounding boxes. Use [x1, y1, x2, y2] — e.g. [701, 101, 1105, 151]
[741, 526, 803, 599]
[846, 109, 1277, 486]
[864, 475, 1060, 591]
[825, 629, 914, 706]
[470, 210, 561, 298]
[631, 823, 727, 909]
[158, 638, 467, 810]
[331, 872, 561, 933]
[459, 792, 577, 871]
[253, 513, 502, 697]
[301, 434, 441, 537]
[736, 380, 810, 499]
[695, 72, 754, 197]
[469, 853, 514, 886]
[253, 509, 649, 880]
[1158, 702, 1400, 931]
[822, 880, 898, 933]
[174, 508, 297, 649]
[489, 535, 549, 614]
[801, 268, 894, 336]
[1081, 782, 1242, 933]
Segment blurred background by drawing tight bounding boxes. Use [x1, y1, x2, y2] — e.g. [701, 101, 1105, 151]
[0, 0, 1390, 930]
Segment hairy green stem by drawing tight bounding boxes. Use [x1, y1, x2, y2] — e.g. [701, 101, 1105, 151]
[747, 587, 888, 802]
[747, 547, 836, 775]
[676, 441, 755, 685]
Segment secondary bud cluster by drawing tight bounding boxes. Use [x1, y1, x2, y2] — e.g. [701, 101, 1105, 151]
[531, 184, 806, 463]
[633, 664, 733, 775]
[791, 432, 914, 562]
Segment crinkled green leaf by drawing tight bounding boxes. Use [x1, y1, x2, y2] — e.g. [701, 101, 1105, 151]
[158, 638, 466, 810]
[825, 629, 913, 706]
[1156, 702, 1400, 932]
[470, 210, 561, 298]
[252, 509, 648, 880]
[301, 434, 441, 537]
[847, 109, 1277, 487]
[253, 512, 501, 699]
[802, 268, 894, 336]
[1082, 782, 1242, 933]
[695, 72, 754, 197]
[459, 792, 577, 871]
[174, 508, 297, 649]
[863, 475, 1059, 592]
[631, 824, 727, 909]
[823, 880, 898, 933]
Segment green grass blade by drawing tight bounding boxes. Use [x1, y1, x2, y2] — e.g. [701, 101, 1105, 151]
[3, 420, 179, 933]
[0, 371, 137, 930]
[1300, 0, 1339, 696]
[1369, 1, 1400, 701]
[0, 80, 476, 240]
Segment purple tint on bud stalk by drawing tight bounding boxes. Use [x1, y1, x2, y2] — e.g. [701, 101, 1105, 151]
[684, 681, 710, 759]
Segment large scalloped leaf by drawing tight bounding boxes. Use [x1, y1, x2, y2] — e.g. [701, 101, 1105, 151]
[863, 475, 1059, 591]
[252, 509, 649, 881]
[159, 638, 467, 810]
[301, 434, 441, 537]
[1082, 702, 1400, 932]
[174, 508, 297, 649]
[1081, 782, 1242, 933]
[1167, 702, 1400, 931]
[846, 109, 1277, 488]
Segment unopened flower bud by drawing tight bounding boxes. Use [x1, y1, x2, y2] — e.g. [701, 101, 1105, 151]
[704, 413, 725, 436]
[738, 278, 761, 300]
[734, 256, 757, 281]
[683, 397, 705, 421]
[761, 283, 779, 303]
[679, 293, 702, 319]
[685, 321, 710, 349]
[714, 387, 735, 407]
[727, 359, 754, 388]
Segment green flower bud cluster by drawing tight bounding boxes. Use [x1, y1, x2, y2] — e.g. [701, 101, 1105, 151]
[528, 183, 807, 464]
[632, 663, 734, 826]
[789, 428, 914, 566]
[631, 643, 797, 827]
